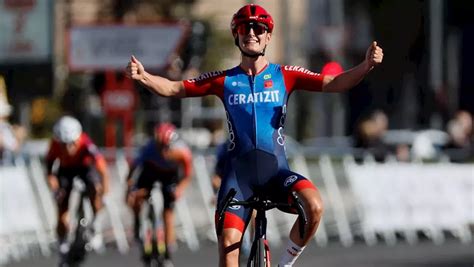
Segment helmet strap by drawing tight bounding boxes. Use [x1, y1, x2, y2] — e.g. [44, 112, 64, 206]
[235, 37, 266, 58]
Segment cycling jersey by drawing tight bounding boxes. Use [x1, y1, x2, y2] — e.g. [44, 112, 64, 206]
[132, 138, 192, 180]
[184, 63, 323, 232]
[46, 132, 105, 210]
[130, 138, 193, 208]
[46, 133, 104, 172]
[184, 64, 324, 162]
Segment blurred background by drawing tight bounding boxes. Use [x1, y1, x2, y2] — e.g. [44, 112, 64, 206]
[0, 0, 473, 266]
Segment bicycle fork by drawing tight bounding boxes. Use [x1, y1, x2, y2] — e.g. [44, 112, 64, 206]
[248, 210, 271, 267]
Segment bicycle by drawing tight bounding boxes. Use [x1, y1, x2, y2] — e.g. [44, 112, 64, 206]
[58, 178, 94, 267]
[217, 188, 308, 267]
[139, 183, 167, 267]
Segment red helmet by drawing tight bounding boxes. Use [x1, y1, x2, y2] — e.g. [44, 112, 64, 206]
[154, 122, 177, 146]
[231, 4, 274, 37]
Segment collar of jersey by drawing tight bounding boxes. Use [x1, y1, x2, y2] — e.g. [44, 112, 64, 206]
[238, 62, 269, 76]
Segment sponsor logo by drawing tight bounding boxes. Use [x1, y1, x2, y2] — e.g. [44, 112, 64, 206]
[228, 198, 241, 210]
[228, 90, 280, 105]
[264, 80, 273, 88]
[231, 81, 249, 88]
[187, 71, 223, 83]
[277, 104, 287, 145]
[283, 65, 319, 76]
[264, 74, 271, 80]
[284, 175, 298, 187]
[287, 249, 298, 256]
[225, 111, 236, 151]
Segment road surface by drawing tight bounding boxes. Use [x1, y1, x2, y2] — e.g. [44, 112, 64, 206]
[6, 239, 474, 267]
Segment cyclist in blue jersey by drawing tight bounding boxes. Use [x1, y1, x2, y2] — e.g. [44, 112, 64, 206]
[126, 4, 383, 266]
[126, 122, 193, 265]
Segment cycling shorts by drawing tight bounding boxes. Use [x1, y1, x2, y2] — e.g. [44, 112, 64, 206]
[131, 160, 180, 209]
[56, 166, 101, 211]
[215, 149, 316, 234]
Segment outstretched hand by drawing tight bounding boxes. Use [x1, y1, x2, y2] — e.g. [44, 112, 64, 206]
[126, 55, 145, 80]
[365, 41, 384, 69]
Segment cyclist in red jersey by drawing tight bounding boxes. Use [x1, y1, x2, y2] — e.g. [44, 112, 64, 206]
[46, 115, 110, 253]
[126, 122, 193, 264]
[126, 4, 383, 266]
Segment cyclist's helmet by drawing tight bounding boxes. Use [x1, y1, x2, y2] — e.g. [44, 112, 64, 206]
[231, 4, 274, 37]
[154, 122, 178, 146]
[53, 116, 82, 144]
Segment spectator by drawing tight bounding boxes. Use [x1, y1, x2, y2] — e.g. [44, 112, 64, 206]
[447, 110, 473, 148]
[0, 101, 26, 164]
[444, 110, 473, 162]
[321, 61, 344, 76]
[354, 109, 391, 162]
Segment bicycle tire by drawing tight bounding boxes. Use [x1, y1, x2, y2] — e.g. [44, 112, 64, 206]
[60, 196, 89, 267]
[256, 238, 265, 267]
[141, 199, 167, 267]
[141, 215, 154, 264]
[247, 238, 269, 267]
[70, 223, 87, 261]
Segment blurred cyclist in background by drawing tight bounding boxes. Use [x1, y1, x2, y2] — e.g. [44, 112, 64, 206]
[126, 3, 383, 266]
[46, 115, 110, 255]
[126, 122, 193, 265]
[211, 140, 230, 196]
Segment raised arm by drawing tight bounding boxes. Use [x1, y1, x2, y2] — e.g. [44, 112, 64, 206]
[125, 55, 186, 97]
[322, 41, 383, 93]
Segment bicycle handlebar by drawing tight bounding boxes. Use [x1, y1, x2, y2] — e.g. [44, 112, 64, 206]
[216, 188, 237, 235]
[216, 189, 308, 239]
[290, 191, 308, 239]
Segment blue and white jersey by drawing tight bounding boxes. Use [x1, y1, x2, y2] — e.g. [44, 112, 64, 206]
[184, 63, 324, 183]
[185, 63, 324, 230]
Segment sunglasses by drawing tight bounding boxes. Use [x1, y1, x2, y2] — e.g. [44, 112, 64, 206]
[237, 22, 268, 35]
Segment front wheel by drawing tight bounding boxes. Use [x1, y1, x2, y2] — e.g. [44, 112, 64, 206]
[248, 238, 270, 267]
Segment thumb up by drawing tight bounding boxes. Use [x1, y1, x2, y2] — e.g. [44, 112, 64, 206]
[126, 55, 145, 80]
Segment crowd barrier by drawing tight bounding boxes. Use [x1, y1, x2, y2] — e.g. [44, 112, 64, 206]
[1, 148, 473, 264]
[0, 161, 52, 265]
[344, 157, 473, 245]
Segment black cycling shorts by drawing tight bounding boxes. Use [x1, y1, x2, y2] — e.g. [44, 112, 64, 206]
[56, 166, 101, 211]
[132, 161, 180, 209]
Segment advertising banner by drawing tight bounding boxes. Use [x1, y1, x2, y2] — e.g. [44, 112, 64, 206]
[67, 23, 189, 71]
[0, 0, 52, 63]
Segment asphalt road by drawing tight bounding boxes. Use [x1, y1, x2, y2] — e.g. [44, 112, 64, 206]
[5, 239, 474, 267]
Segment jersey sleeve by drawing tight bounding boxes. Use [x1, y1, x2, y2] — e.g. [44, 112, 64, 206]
[45, 140, 60, 174]
[183, 70, 226, 99]
[46, 141, 58, 162]
[169, 140, 193, 178]
[180, 148, 193, 178]
[281, 65, 325, 94]
[81, 134, 104, 162]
